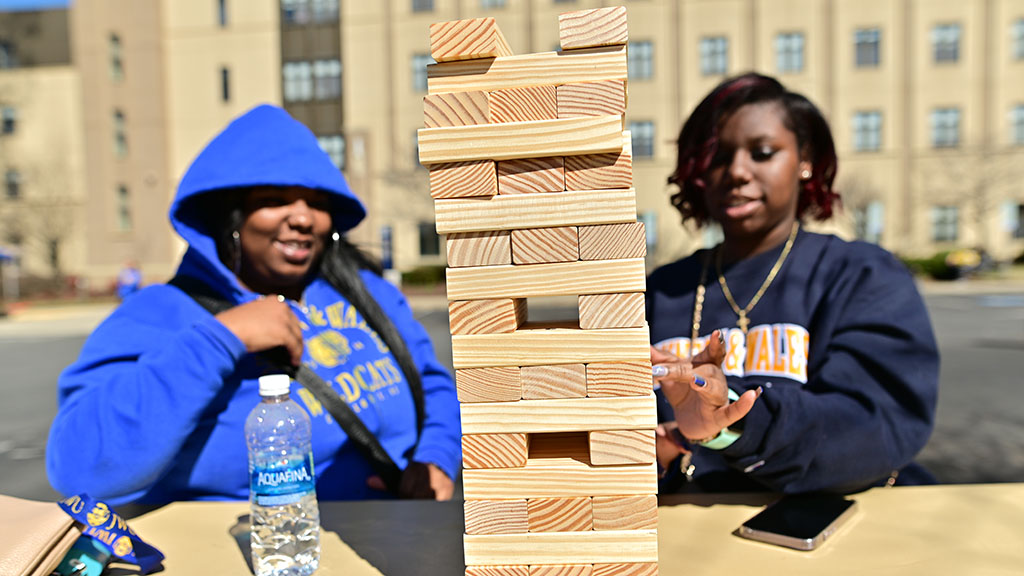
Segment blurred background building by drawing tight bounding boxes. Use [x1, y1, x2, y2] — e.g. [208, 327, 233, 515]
[0, 0, 1023, 295]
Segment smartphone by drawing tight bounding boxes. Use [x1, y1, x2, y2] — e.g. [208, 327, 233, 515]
[737, 494, 857, 551]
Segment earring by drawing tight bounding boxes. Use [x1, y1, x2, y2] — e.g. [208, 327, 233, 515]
[800, 169, 812, 180]
[231, 230, 241, 276]
[331, 231, 340, 242]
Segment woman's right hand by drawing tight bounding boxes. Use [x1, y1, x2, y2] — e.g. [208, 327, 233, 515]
[215, 297, 304, 365]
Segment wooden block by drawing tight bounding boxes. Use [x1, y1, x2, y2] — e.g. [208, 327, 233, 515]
[430, 17, 513, 63]
[424, 91, 489, 128]
[456, 366, 522, 402]
[521, 364, 587, 399]
[430, 160, 497, 199]
[578, 292, 645, 330]
[498, 157, 565, 195]
[429, 45, 626, 94]
[529, 431, 589, 461]
[452, 324, 650, 369]
[528, 497, 593, 532]
[592, 496, 658, 531]
[463, 433, 529, 469]
[565, 137, 632, 191]
[446, 258, 646, 301]
[464, 530, 658, 565]
[592, 563, 658, 576]
[558, 6, 628, 50]
[557, 80, 626, 118]
[512, 226, 579, 265]
[463, 460, 657, 499]
[531, 566, 593, 576]
[436, 189, 636, 235]
[447, 231, 511, 268]
[467, 567, 531, 576]
[418, 116, 623, 165]
[460, 395, 656, 434]
[489, 85, 558, 124]
[449, 298, 527, 335]
[578, 223, 646, 261]
[586, 362, 652, 397]
[464, 499, 529, 534]
[589, 430, 656, 466]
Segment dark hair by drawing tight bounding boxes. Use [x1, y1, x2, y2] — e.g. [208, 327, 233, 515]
[668, 72, 840, 226]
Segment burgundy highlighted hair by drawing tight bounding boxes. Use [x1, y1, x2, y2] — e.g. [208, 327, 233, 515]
[668, 73, 840, 227]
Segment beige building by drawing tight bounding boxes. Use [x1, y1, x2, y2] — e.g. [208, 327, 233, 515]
[2, 0, 1023, 293]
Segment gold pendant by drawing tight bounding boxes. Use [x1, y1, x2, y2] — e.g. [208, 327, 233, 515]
[737, 312, 750, 334]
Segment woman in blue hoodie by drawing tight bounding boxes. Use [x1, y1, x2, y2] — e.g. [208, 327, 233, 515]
[46, 105, 461, 505]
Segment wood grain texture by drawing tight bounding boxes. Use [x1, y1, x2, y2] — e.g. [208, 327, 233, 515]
[447, 231, 511, 268]
[464, 499, 529, 534]
[464, 530, 658, 565]
[463, 460, 657, 499]
[423, 91, 489, 128]
[497, 157, 565, 195]
[429, 160, 497, 199]
[445, 258, 646, 301]
[557, 80, 627, 118]
[588, 430, 656, 466]
[449, 298, 527, 335]
[489, 85, 558, 123]
[521, 364, 587, 399]
[585, 362, 652, 397]
[530, 566, 593, 576]
[592, 563, 658, 576]
[578, 292, 645, 330]
[565, 137, 632, 191]
[463, 433, 529, 469]
[578, 223, 646, 261]
[430, 17, 513, 63]
[558, 6, 629, 50]
[460, 395, 656, 434]
[456, 366, 522, 402]
[592, 496, 658, 531]
[417, 116, 623, 165]
[435, 189, 636, 235]
[466, 566, 530, 576]
[512, 226, 579, 265]
[528, 497, 593, 532]
[451, 325, 650, 368]
[428, 45, 626, 94]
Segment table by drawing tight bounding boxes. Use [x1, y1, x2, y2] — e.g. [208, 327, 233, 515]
[116, 483, 1024, 575]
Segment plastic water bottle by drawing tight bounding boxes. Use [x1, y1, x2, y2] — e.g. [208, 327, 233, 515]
[245, 374, 321, 576]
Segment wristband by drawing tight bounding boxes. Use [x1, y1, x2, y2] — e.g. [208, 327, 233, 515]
[692, 388, 742, 450]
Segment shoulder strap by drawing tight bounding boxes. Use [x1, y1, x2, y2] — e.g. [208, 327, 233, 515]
[167, 275, 403, 494]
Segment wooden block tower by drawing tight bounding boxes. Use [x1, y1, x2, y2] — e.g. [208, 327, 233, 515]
[418, 7, 659, 575]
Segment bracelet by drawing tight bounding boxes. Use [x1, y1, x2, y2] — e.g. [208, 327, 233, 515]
[689, 388, 742, 450]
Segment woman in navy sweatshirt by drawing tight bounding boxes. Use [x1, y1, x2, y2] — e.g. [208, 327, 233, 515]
[46, 105, 461, 504]
[649, 73, 939, 494]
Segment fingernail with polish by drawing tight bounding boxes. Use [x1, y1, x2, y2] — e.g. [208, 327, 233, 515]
[694, 375, 707, 388]
[756, 386, 763, 397]
[652, 365, 668, 377]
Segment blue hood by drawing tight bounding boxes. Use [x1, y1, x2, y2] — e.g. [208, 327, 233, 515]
[169, 104, 365, 300]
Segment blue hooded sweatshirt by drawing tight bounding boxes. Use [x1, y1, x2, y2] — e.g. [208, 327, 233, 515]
[46, 105, 461, 504]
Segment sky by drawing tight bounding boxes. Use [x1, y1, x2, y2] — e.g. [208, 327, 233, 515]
[0, 0, 68, 11]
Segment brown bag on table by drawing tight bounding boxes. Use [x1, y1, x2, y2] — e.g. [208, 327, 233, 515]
[0, 494, 82, 576]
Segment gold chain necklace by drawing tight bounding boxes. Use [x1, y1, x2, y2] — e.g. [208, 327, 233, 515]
[691, 222, 799, 341]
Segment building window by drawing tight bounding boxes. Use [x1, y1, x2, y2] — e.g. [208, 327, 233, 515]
[1012, 104, 1024, 145]
[220, 67, 230, 102]
[1014, 19, 1024, 60]
[113, 109, 128, 157]
[313, 59, 342, 99]
[775, 32, 805, 73]
[283, 61, 313, 102]
[311, 0, 338, 22]
[110, 33, 123, 81]
[5, 170, 19, 199]
[282, 0, 310, 24]
[853, 110, 882, 151]
[854, 200, 884, 244]
[116, 185, 132, 231]
[699, 36, 728, 76]
[1013, 203, 1024, 239]
[931, 205, 958, 242]
[628, 121, 655, 159]
[317, 134, 346, 170]
[932, 23, 961, 63]
[628, 40, 653, 80]
[854, 28, 880, 67]
[1, 107, 15, 134]
[0, 40, 17, 69]
[418, 222, 440, 256]
[412, 0, 434, 12]
[480, 0, 506, 7]
[412, 53, 433, 92]
[930, 107, 960, 148]
[218, 0, 227, 27]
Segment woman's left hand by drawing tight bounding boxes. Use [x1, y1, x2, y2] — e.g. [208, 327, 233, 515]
[367, 462, 454, 501]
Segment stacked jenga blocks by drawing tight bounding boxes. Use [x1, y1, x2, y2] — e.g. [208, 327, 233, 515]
[419, 7, 658, 575]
